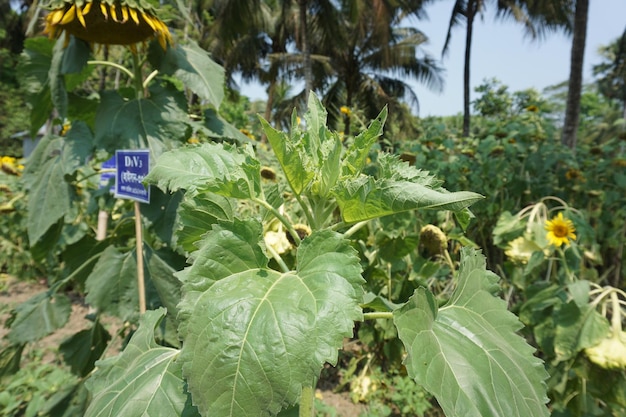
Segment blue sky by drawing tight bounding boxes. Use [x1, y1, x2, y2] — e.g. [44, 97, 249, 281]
[239, 0, 626, 117]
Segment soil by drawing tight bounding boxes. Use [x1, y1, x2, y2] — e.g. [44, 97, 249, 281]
[0, 276, 368, 417]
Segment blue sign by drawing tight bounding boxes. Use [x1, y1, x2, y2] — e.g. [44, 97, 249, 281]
[115, 150, 150, 203]
[99, 156, 116, 191]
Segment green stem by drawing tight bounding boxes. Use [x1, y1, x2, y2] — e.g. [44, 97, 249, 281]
[143, 70, 159, 89]
[363, 312, 393, 320]
[131, 53, 144, 99]
[47, 252, 102, 295]
[265, 243, 290, 273]
[610, 291, 623, 334]
[294, 193, 316, 229]
[299, 385, 314, 417]
[87, 60, 134, 80]
[342, 220, 369, 238]
[558, 247, 575, 282]
[252, 197, 301, 245]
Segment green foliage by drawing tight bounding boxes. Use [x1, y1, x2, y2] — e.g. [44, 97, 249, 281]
[84, 308, 195, 417]
[0, 350, 79, 417]
[395, 247, 549, 417]
[7, 14, 624, 417]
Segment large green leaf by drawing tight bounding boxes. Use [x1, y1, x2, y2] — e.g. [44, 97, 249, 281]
[17, 37, 54, 136]
[24, 135, 72, 244]
[333, 175, 483, 223]
[176, 218, 269, 337]
[50, 38, 68, 119]
[145, 142, 262, 199]
[7, 292, 72, 344]
[178, 229, 364, 416]
[94, 84, 190, 158]
[84, 308, 197, 417]
[394, 248, 549, 417]
[149, 40, 224, 109]
[23, 123, 93, 244]
[84, 245, 172, 321]
[175, 190, 235, 253]
[60, 321, 111, 377]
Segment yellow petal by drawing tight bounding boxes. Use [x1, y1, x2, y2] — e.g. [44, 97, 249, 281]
[82, 2, 92, 15]
[100, 2, 108, 19]
[75, 3, 86, 27]
[120, 5, 129, 23]
[48, 8, 66, 25]
[157, 33, 166, 50]
[129, 7, 139, 24]
[141, 12, 157, 31]
[110, 3, 118, 22]
[59, 4, 76, 25]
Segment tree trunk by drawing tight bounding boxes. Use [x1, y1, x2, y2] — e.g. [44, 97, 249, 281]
[561, 0, 589, 150]
[298, 0, 312, 102]
[462, 0, 477, 137]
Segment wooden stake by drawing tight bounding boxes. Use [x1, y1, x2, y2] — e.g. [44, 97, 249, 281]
[134, 201, 146, 314]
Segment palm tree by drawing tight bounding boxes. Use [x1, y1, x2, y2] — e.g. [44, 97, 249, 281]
[560, 0, 588, 149]
[294, 1, 442, 136]
[593, 27, 626, 119]
[442, 0, 570, 137]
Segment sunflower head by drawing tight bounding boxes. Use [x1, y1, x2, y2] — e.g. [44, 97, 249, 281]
[545, 212, 576, 247]
[43, 0, 172, 50]
[419, 224, 448, 258]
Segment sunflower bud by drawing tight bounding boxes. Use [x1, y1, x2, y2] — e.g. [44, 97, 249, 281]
[419, 225, 448, 258]
[584, 331, 626, 370]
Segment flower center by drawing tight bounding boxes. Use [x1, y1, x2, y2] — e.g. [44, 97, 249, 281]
[552, 224, 569, 238]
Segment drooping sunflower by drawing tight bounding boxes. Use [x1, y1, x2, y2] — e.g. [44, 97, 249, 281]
[43, 0, 172, 50]
[545, 212, 576, 247]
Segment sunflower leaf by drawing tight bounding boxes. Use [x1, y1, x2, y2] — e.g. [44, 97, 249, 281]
[178, 229, 364, 416]
[84, 308, 197, 417]
[145, 142, 262, 199]
[149, 40, 224, 109]
[94, 84, 190, 158]
[333, 176, 483, 223]
[394, 247, 549, 417]
[7, 292, 72, 344]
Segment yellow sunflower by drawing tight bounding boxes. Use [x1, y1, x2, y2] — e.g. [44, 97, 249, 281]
[545, 212, 576, 247]
[43, 0, 172, 50]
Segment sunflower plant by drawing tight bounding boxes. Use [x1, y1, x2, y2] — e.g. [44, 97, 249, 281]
[64, 92, 556, 417]
[4, 6, 563, 416]
[494, 198, 626, 415]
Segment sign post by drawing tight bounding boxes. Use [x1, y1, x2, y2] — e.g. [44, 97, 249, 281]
[115, 150, 150, 314]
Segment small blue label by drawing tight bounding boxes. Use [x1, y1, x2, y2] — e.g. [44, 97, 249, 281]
[99, 156, 116, 191]
[115, 150, 150, 203]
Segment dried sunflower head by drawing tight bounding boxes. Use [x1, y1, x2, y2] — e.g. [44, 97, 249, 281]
[43, 0, 172, 50]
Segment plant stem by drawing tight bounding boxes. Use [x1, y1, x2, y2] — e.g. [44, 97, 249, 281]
[265, 243, 290, 273]
[610, 291, 623, 334]
[143, 70, 159, 89]
[299, 385, 314, 417]
[87, 60, 134, 80]
[252, 197, 301, 245]
[131, 53, 144, 99]
[343, 220, 369, 238]
[294, 193, 316, 229]
[363, 312, 393, 320]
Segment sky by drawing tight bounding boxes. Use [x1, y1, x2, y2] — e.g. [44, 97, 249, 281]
[238, 0, 626, 117]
